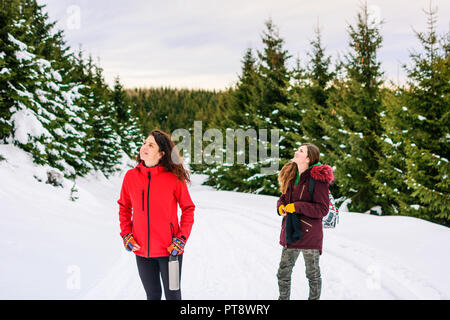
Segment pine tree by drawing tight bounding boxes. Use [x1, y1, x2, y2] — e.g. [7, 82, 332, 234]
[371, 88, 413, 216]
[1, 0, 138, 182]
[111, 76, 142, 158]
[83, 59, 122, 177]
[204, 19, 291, 195]
[256, 18, 291, 130]
[324, 2, 385, 212]
[299, 22, 336, 155]
[0, 0, 18, 141]
[242, 19, 292, 195]
[1, 1, 93, 179]
[203, 48, 261, 191]
[374, 4, 449, 224]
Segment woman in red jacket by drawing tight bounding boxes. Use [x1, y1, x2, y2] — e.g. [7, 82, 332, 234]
[117, 129, 195, 300]
[276, 143, 334, 300]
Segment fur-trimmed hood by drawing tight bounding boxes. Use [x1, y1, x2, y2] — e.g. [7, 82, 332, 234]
[310, 164, 334, 183]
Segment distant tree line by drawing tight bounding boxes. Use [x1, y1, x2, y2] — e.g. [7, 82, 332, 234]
[1, 0, 447, 225]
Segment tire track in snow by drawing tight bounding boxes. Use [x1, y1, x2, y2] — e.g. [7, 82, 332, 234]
[86, 178, 447, 300]
[184, 202, 280, 299]
[82, 251, 144, 299]
[194, 198, 441, 299]
[324, 232, 445, 299]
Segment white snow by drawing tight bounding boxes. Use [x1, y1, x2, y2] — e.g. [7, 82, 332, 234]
[8, 34, 27, 51]
[15, 50, 35, 62]
[11, 104, 52, 144]
[0, 143, 449, 300]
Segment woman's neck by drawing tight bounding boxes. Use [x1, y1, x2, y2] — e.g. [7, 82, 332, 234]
[296, 163, 309, 176]
[143, 160, 159, 168]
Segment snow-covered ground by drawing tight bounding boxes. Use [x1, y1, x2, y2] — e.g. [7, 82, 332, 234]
[1, 143, 449, 299]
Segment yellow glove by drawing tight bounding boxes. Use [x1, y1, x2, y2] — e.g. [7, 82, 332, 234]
[278, 205, 285, 215]
[285, 203, 296, 213]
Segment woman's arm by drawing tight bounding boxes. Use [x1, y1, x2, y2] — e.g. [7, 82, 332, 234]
[174, 178, 195, 241]
[293, 180, 329, 219]
[277, 193, 288, 215]
[117, 172, 133, 237]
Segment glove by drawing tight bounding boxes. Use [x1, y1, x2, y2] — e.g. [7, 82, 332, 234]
[123, 233, 139, 252]
[285, 203, 296, 213]
[278, 204, 285, 215]
[167, 236, 186, 255]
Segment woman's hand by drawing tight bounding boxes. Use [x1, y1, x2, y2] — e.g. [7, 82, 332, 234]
[278, 205, 287, 216]
[285, 203, 296, 213]
[123, 233, 141, 252]
[167, 236, 186, 255]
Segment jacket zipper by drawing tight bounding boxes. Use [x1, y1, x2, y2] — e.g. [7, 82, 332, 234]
[147, 171, 151, 257]
[299, 185, 305, 200]
[300, 219, 312, 227]
[142, 190, 144, 211]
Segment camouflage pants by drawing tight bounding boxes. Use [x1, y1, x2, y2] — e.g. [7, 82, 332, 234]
[277, 247, 321, 300]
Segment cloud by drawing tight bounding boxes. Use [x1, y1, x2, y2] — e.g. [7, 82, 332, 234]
[38, 0, 450, 89]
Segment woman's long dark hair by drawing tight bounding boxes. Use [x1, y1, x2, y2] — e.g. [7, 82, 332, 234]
[136, 129, 191, 184]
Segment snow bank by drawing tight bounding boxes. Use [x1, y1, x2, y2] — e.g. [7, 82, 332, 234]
[0, 144, 449, 299]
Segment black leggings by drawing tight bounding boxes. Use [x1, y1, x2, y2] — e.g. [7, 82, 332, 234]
[135, 254, 183, 300]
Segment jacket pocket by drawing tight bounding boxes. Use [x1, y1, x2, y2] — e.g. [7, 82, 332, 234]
[141, 190, 144, 211]
[170, 222, 177, 239]
[300, 219, 313, 232]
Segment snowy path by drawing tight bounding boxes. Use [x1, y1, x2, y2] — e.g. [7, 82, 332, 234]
[1, 147, 449, 299]
[81, 174, 449, 300]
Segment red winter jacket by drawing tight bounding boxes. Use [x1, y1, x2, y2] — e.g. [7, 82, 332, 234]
[117, 161, 195, 258]
[277, 164, 334, 254]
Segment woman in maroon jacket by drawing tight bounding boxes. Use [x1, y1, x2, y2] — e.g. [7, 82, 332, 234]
[276, 143, 334, 300]
[117, 129, 195, 300]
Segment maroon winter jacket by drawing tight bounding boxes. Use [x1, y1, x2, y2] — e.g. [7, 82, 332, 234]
[277, 164, 334, 254]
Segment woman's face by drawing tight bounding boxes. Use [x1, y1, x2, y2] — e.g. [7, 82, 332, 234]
[140, 135, 164, 165]
[293, 145, 310, 167]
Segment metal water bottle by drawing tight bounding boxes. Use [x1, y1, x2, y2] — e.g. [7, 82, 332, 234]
[168, 249, 179, 291]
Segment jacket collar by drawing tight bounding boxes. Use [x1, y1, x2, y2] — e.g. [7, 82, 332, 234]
[135, 160, 166, 176]
[310, 163, 334, 183]
[297, 168, 311, 184]
[292, 163, 335, 188]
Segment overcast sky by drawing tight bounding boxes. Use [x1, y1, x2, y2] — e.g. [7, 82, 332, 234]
[37, 0, 449, 90]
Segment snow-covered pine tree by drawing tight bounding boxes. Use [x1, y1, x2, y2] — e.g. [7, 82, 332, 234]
[244, 19, 292, 195]
[204, 20, 291, 196]
[1, 0, 92, 179]
[370, 88, 413, 216]
[275, 55, 303, 162]
[111, 76, 142, 158]
[324, 2, 385, 213]
[0, 0, 18, 140]
[373, 5, 449, 225]
[203, 47, 261, 192]
[2, 0, 138, 182]
[82, 58, 122, 177]
[3, 20, 55, 159]
[297, 23, 336, 160]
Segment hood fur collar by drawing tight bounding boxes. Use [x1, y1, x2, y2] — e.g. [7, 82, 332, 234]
[310, 164, 334, 183]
